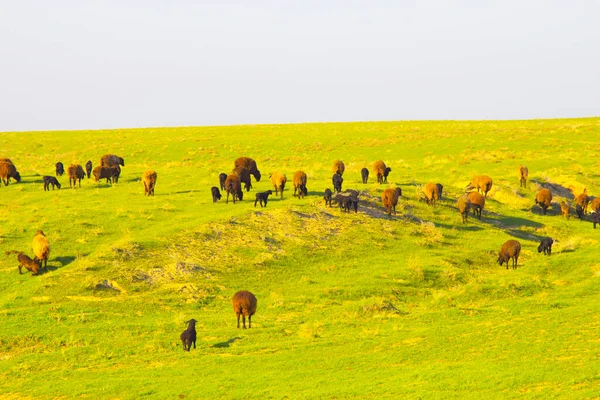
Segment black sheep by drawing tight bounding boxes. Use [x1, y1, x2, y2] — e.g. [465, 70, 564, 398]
[85, 160, 92, 179]
[382, 167, 392, 183]
[334, 193, 358, 213]
[361, 168, 369, 184]
[211, 186, 222, 202]
[576, 205, 584, 220]
[537, 237, 554, 256]
[219, 173, 227, 191]
[55, 162, 64, 177]
[254, 190, 273, 207]
[332, 173, 343, 193]
[592, 211, 599, 229]
[324, 188, 333, 207]
[43, 176, 61, 191]
[180, 319, 197, 352]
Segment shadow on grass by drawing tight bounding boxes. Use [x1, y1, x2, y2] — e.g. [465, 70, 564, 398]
[53, 256, 77, 267]
[530, 179, 574, 199]
[211, 337, 241, 348]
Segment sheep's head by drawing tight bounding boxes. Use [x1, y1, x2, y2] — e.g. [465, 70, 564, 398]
[384, 167, 392, 176]
[497, 255, 506, 266]
[265, 190, 273, 195]
[396, 187, 402, 197]
[185, 319, 198, 326]
[119, 157, 125, 166]
[253, 169, 261, 182]
[14, 172, 21, 182]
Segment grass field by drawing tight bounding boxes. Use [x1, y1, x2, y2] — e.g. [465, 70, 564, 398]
[1, 118, 600, 399]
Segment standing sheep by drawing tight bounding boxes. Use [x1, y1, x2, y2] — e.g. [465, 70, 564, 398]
[85, 160, 93, 179]
[92, 166, 119, 184]
[142, 170, 157, 196]
[67, 164, 85, 188]
[293, 170, 308, 198]
[225, 174, 244, 204]
[467, 191, 485, 219]
[0, 161, 21, 186]
[457, 195, 471, 224]
[497, 240, 521, 269]
[519, 166, 529, 188]
[332, 160, 345, 176]
[234, 157, 261, 182]
[332, 173, 343, 193]
[232, 290, 257, 329]
[270, 172, 287, 199]
[435, 183, 443, 201]
[324, 188, 333, 207]
[254, 190, 273, 207]
[423, 182, 440, 207]
[466, 175, 493, 197]
[100, 154, 125, 167]
[55, 162, 64, 176]
[180, 319, 197, 352]
[32, 230, 50, 270]
[535, 188, 552, 215]
[560, 202, 570, 219]
[219, 173, 227, 191]
[373, 160, 391, 184]
[211, 186, 222, 202]
[538, 238, 554, 256]
[382, 187, 402, 216]
[361, 168, 369, 184]
[575, 189, 590, 215]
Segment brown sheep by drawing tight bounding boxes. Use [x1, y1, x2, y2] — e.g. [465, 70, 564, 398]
[142, 170, 157, 196]
[232, 166, 253, 192]
[466, 175, 493, 197]
[560, 201, 570, 219]
[382, 187, 402, 215]
[224, 174, 243, 204]
[497, 240, 521, 269]
[293, 170, 308, 198]
[67, 164, 85, 188]
[467, 191, 485, 219]
[535, 188, 552, 215]
[0, 161, 21, 186]
[0, 158, 13, 164]
[234, 157, 261, 182]
[519, 166, 528, 188]
[590, 197, 600, 213]
[100, 154, 125, 167]
[270, 172, 287, 199]
[32, 230, 50, 270]
[92, 165, 119, 184]
[575, 189, 590, 215]
[423, 182, 440, 207]
[373, 160, 391, 184]
[332, 160, 345, 176]
[6, 250, 41, 276]
[232, 290, 257, 329]
[457, 195, 471, 223]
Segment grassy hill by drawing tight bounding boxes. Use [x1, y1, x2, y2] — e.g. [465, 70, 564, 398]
[1, 118, 599, 399]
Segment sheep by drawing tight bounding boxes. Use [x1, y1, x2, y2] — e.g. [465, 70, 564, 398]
[232, 290, 257, 329]
[575, 189, 590, 215]
[343, 189, 359, 197]
[225, 174, 243, 204]
[32, 230, 50, 269]
[382, 187, 402, 215]
[332, 173, 343, 193]
[576, 204, 584, 220]
[457, 195, 471, 223]
[560, 201, 570, 219]
[0, 161, 21, 186]
[100, 154, 125, 167]
[92, 165, 119, 184]
[466, 175, 493, 197]
[373, 160, 391, 184]
[67, 164, 85, 188]
[467, 191, 485, 219]
[85, 160, 92, 179]
[361, 168, 369, 184]
[55, 162, 64, 176]
[254, 190, 273, 207]
[334, 193, 359, 213]
[232, 166, 253, 192]
[435, 183, 443, 201]
[332, 160, 345, 176]
[519, 165, 528, 188]
[270, 172, 287, 199]
[324, 188, 333, 207]
[590, 197, 600, 213]
[293, 170, 308, 198]
[5, 250, 41, 276]
[423, 182, 440, 207]
[497, 240, 521, 269]
[180, 319, 197, 352]
[142, 170, 157, 196]
[234, 157, 261, 182]
[537, 237, 554, 256]
[43, 176, 61, 191]
[535, 188, 552, 215]
[219, 173, 227, 191]
[211, 186, 222, 202]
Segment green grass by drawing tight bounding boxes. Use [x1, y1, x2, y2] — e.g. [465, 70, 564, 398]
[1, 118, 600, 399]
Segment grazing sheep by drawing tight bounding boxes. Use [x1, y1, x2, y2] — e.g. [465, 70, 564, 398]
[560, 201, 570, 219]
[324, 188, 333, 207]
[466, 175, 493, 197]
[373, 160, 391, 184]
[92, 165, 119, 184]
[0, 161, 21, 186]
[232, 166, 253, 192]
[219, 173, 227, 191]
[67, 164, 85, 188]
[361, 168, 369, 184]
[519, 166, 528, 188]
[535, 188, 553, 215]
[332, 173, 343, 193]
[537, 237, 554, 256]
[435, 183, 443, 201]
[270, 172, 287, 199]
[593, 211, 599, 229]
[55, 162, 64, 176]
[457, 195, 471, 223]
[332, 160, 345, 176]
[100, 154, 125, 167]
[5, 250, 41, 276]
[335, 192, 359, 213]
[211, 186, 222, 202]
[142, 170, 157, 196]
[232, 290, 257, 329]
[382, 187, 402, 216]
[293, 170, 308, 198]
[180, 319, 197, 352]
[576, 204, 584, 220]
[575, 189, 590, 215]
[423, 182, 440, 207]
[32, 230, 50, 269]
[85, 160, 92, 179]
[234, 157, 261, 182]
[467, 191, 485, 219]
[43, 176, 61, 191]
[497, 240, 521, 269]
[225, 174, 244, 204]
[254, 190, 273, 207]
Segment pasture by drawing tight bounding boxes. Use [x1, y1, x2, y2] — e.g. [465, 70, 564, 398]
[1, 118, 600, 399]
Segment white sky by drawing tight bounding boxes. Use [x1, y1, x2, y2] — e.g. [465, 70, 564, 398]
[1, 0, 599, 131]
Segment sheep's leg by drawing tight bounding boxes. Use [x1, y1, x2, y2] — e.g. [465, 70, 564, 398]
[248, 315, 252, 328]
[254, 198, 258, 207]
[193, 339, 196, 349]
[242, 315, 247, 329]
[226, 191, 230, 204]
[18, 265, 23, 274]
[236, 313, 240, 328]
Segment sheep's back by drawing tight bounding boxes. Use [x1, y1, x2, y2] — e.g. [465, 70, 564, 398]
[232, 291, 257, 315]
[293, 170, 307, 186]
[457, 195, 471, 212]
[500, 240, 521, 257]
[32, 234, 50, 259]
[536, 188, 552, 206]
[467, 191, 485, 208]
[373, 160, 386, 175]
[142, 170, 157, 183]
[423, 182, 438, 201]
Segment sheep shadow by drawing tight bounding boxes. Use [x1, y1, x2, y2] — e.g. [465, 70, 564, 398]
[529, 204, 557, 216]
[211, 337, 241, 348]
[505, 229, 547, 243]
[487, 214, 544, 229]
[169, 190, 203, 195]
[530, 179, 574, 200]
[436, 222, 484, 232]
[54, 256, 77, 267]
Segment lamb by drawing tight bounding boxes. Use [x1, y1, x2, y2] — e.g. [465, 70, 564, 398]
[497, 240, 521, 269]
[254, 190, 273, 207]
[519, 165, 528, 188]
[466, 175, 493, 197]
[5, 250, 41, 276]
[232, 290, 257, 329]
[0, 161, 21, 186]
[180, 319, 197, 352]
[293, 170, 308, 198]
[55, 162, 64, 176]
[334, 193, 359, 213]
[593, 210, 600, 229]
[576, 204, 584, 220]
[435, 183, 443, 201]
[85, 160, 93, 179]
[211, 186, 222, 202]
[32, 230, 50, 269]
[67, 164, 85, 188]
[225, 174, 243, 204]
[324, 188, 333, 207]
[100, 154, 125, 167]
[423, 182, 440, 207]
[92, 165, 119, 184]
[43, 176, 61, 191]
[373, 160, 391, 184]
[332, 173, 343, 193]
[142, 170, 157, 196]
[537, 237, 554, 256]
[219, 173, 227, 191]
[535, 188, 552, 215]
[467, 191, 485, 219]
[332, 160, 345, 176]
[270, 172, 287, 199]
[457, 195, 471, 223]
[232, 166, 253, 192]
[575, 189, 590, 215]
[560, 201, 570, 219]
[382, 187, 402, 216]
[361, 168, 369, 184]
[234, 157, 261, 182]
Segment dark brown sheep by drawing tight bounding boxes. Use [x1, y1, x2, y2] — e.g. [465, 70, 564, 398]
[92, 166, 119, 184]
[457, 195, 471, 223]
[6, 250, 41, 276]
[32, 230, 50, 270]
[254, 190, 273, 207]
[423, 182, 439, 207]
[55, 162, 64, 176]
[560, 201, 570, 219]
[519, 166, 528, 188]
[0, 161, 21, 186]
[332, 160, 345, 176]
[100, 154, 125, 167]
[535, 188, 552, 215]
[67, 164, 85, 188]
[232, 290, 257, 329]
[373, 160, 391, 184]
[225, 174, 243, 204]
[142, 170, 157, 196]
[85, 160, 93, 179]
[43, 176, 61, 191]
[466, 175, 493, 197]
[211, 186, 222, 202]
[234, 157, 261, 182]
[180, 319, 197, 352]
[219, 173, 227, 191]
[538, 238, 554, 256]
[497, 240, 521, 269]
[324, 188, 333, 207]
[270, 172, 287, 199]
[467, 191, 485, 219]
[575, 189, 590, 215]
[332, 173, 343, 193]
[293, 170, 308, 198]
[593, 211, 600, 229]
[435, 183, 443, 201]
[361, 168, 369, 184]
[382, 187, 402, 215]
[232, 166, 253, 192]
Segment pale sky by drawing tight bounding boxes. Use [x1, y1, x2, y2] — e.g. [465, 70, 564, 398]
[1, 0, 599, 131]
